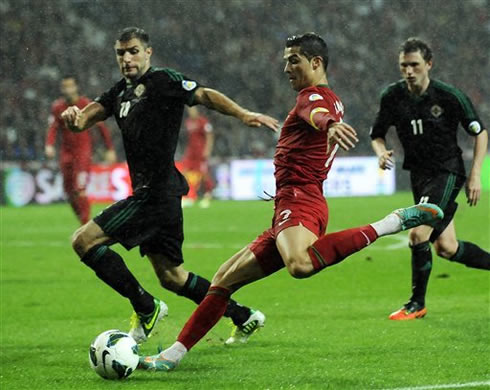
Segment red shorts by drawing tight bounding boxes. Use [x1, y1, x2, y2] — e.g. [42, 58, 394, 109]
[249, 184, 328, 275]
[60, 158, 91, 195]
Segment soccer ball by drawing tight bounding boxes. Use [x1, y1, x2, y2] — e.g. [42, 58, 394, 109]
[89, 329, 139, 380]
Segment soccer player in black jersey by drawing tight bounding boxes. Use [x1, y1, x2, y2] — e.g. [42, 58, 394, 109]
[61, 27, 279, 343]
[370, 38, 489, 320]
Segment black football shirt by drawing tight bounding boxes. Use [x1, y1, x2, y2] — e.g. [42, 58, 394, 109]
[370, 79, 485, 175]
[96, 67, 199, 195]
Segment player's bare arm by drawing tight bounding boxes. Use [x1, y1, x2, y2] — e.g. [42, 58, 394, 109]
[61, 102, 108, 133]
[466, 129, 488, 207]
[371, 137, 395, 170]
[193, 87, 279, 132]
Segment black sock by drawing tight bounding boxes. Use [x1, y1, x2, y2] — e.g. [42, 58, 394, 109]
[450, 241, 490, 270]
[179, 272, 252, 325]
[81, 245, 154, 314]
[409, 241, 432, 306]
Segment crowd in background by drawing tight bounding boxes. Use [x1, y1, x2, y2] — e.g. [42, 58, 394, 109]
[1, 0, 488, 162]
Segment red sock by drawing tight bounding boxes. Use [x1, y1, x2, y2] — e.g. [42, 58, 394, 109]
[78, 195, 90, 224]
[308, 225, 378, 271]
[70, 194, 90, 225]
[177, 286, 230, 351]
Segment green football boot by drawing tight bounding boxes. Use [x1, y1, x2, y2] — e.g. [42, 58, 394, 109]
[129, 298, 168, 344]
[225, 309, 266, 345]
[394, 203, 444, 231]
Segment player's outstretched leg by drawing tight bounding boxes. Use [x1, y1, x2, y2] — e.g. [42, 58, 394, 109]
[307, 203, 443, 272]
[149, 258, 266, 346]
[139, 247, 266, 371]
[177, 272, 265, 345]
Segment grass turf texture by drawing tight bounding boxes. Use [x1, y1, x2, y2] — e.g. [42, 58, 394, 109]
[1, 192, 489, 390]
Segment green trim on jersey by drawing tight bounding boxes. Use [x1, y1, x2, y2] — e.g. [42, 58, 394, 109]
[431, 80, 477, 119]
[153, 67, 184, 82]
[104, 195, 149, 234]
[380, 80, 404, 98]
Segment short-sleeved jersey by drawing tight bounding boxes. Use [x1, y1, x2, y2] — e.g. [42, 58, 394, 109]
[274, 85, 344, 191]
[370, 79, 485, 175]
[95, 67, 199, 195]
[182, 115, 212, 161]
[46, 96, 113, 162]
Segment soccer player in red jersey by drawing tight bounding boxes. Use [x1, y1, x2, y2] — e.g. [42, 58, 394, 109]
[45, 76, 116, 224]
[181, 106, 214, 208]
[137, 32, 444, 371]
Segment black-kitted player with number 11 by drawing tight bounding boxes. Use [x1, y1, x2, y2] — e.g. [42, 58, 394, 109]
[370, 37, 489, 320]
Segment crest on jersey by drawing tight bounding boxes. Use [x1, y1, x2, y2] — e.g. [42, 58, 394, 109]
[430, 104, 443, 118]
[182, 80, 197, 91]
[134, 84, 146, 97]
[468, 121, 482, 134]
[309, 93, 323, 101]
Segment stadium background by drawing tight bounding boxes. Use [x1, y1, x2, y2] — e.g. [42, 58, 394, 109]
[1, 0, 489, 204]
[1, 1, 489, 389]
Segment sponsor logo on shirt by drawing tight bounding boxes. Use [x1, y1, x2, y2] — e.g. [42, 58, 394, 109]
[468, 121, 482, 134]
[182, 80, 197, 91]
[430, 104, 443, 118]
[309, 93, 323, 101]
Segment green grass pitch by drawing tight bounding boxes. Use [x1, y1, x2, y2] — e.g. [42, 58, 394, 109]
[1, 192, 489, 389]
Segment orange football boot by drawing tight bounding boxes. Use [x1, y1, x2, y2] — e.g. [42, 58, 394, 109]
[389, 302, 427, 320]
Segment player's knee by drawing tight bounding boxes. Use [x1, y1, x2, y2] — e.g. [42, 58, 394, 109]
[434, 240, 457, 259]
[285, 258, 313, 279]
[71, 226, 93, 257]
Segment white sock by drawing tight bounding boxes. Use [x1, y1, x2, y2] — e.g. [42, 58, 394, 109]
[162, 341, 187, 363]
[370, 212, 402, 237]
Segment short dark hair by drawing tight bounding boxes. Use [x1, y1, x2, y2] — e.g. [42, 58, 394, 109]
[286, 32, 329, 71]
[399, 37, 433, 62]
[117, 27, 150, 47]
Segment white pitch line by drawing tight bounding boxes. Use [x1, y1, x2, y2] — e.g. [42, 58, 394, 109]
[382, 380, 490, 390]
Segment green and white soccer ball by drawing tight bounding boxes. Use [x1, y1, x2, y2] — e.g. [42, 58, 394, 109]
[89, 330, 139, 380]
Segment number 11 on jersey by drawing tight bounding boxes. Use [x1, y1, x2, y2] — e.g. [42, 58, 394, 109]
[411, 119, 423, 135]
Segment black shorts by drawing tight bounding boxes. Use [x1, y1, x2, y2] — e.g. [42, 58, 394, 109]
[410, 170, 465, 242]
[94, 188, 184, 264]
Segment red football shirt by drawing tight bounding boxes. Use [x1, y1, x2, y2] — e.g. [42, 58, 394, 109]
[274, 85, 345, 191]
[182, 116, 213, 162]
[45, 96, 113, 163]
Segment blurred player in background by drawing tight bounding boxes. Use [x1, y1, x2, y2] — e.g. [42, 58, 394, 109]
[181, 106, 214, 208]
[62, 27, 278, 345]
[370, 38, 490, 320]
[45, 76, 116, 225]
[139, 33, 444, 371]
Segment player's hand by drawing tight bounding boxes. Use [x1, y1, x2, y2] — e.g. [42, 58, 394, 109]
[465, 173, 481, 207]
[378, 150, 395, 170]
[328, 122, 358, 151]
[105, 149, 117, 164]
[61, 106, 83, 132]
[45, 145, 56, 159]
[241, 111, 280, 132]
